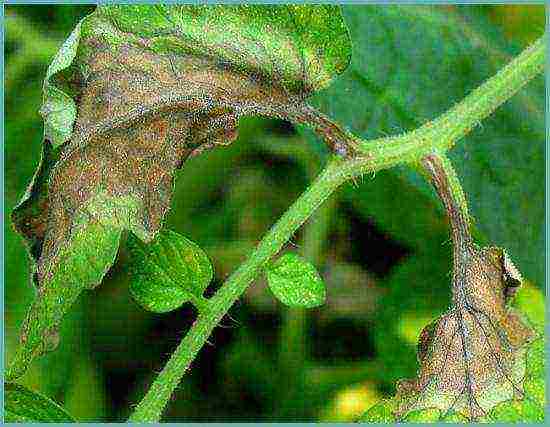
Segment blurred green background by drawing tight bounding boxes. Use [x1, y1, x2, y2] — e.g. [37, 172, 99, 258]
[4, 5, 545, 422]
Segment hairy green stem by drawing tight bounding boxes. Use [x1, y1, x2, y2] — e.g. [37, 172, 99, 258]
[275, 168, 336, 419]
[128, 34, 545, 422]
[128, 159, 351, 422]
[353, 35, 546, 161]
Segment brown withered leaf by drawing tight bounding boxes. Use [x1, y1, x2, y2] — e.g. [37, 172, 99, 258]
[395, 245, 536, 420]
[387, 154, 538, 421]
[14, 6, 354, 287]
[8, 6, 353, 381]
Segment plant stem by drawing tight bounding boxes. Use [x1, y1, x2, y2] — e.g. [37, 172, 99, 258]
[421, 154, 473, 307]
[275, 165, 336, 419]
[422, 153, 472, 248]
[128, 158, 351, 422]
[352, 35, 546, 160]
[128, 34, 546, 422]
[430, 35, 546, 149]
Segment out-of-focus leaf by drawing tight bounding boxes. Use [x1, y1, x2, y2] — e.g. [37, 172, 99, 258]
[10, 4, 351, 380]
[220, 328, 277, 404]
[127, 229, 213, 313]
[62, 355, 107, 421]
[319, 382, 380, 422]
[309, 5, 544, 288]
[4, 382, 75, 423]
[512, 280, 544, 330]
[343, 170, 452, 385]
[267, 253, 326, 308]
[488, 5, 545, 47]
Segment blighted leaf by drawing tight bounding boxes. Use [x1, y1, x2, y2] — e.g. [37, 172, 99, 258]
[10, 5, 351, 379]
[359, 269, 544, 423]
[4, 382, 75, 423]
[392, 245, 535, 420]
[127, 229, 213, 313]
[267, 252, 326, 308]
[360, 155, 542, 423]
[394, 155, 536, 420]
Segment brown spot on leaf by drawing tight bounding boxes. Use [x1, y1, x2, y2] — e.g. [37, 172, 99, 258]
[16, 34, 287, 285]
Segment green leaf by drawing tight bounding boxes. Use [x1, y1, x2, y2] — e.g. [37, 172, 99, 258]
[97, 4, 351, 94]
[309, 5, 544, 287]
[358, 399, 397, 423]
[4, 383, 75, 423]
[10, 5, 350, 379]
[127, 229, 213, 313]
[7, 199, 123, 381]
[266, 252, 325, 308]
[512, 280, 544, 332]
[40, 19, 84, 148]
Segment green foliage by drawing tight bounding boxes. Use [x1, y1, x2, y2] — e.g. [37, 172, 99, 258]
[266, 252, 326, 308]
[4, 383, 75, 422]
[6, 218, 121, 381]
[127, 230, 213, 313]
[97, 4, 351, 93]
[309, 5, 545, 288]
[41, 20, 83, 148]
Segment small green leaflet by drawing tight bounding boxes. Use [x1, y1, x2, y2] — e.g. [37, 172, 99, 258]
[127, 229, 213, 313]
[266, 252, 326, 308]
[4, 383, 75, 423]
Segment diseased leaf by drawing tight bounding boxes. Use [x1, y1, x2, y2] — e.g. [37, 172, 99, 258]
[267, 252, 326, 308]
[359, 155, 543, 423]
[4, 382, 75, 423]
[359, 281, 544, 423]
[10, 5, 351, 380]
[392, 246, 535, 420]
[127, 229, 213, 313]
